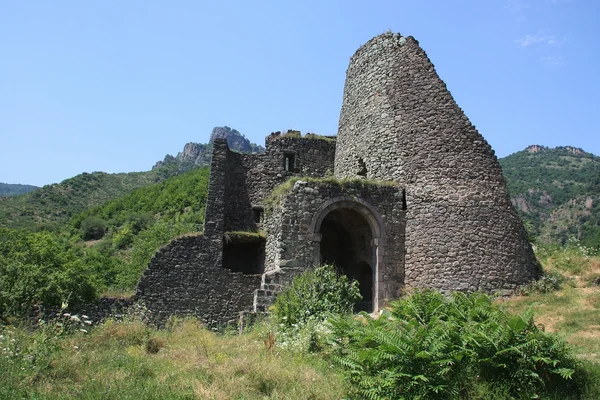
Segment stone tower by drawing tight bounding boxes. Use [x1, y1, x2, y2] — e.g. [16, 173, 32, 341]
[335, 32, 540, 291]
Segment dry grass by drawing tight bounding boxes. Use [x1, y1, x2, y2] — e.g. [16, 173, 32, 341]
[0, 318, 348, 399]
[500, 248, 600, 363]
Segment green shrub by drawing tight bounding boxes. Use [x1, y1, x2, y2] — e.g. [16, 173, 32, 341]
[112, 225, 134, 249]
[81, 217, 106, 240]
[272, 264, 361, 329]
[328, 290, 585, 399]
[520, 271, 570, 295]
[0, 228, 96, 318]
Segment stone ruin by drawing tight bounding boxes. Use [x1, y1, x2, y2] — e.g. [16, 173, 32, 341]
[135, 33, 541, 327]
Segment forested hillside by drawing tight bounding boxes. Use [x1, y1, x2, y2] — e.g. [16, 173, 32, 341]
[0, 167, 179, 229]
[0, 167, 210, 317]
[0, 183, 38, 197]
[500, 145, 600, 247]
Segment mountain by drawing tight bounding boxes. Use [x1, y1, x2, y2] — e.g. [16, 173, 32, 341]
[0, 126, 259, 230]
[0, 182, 39, 197]
[0, 168, 176, 229]
[500, 145, 600, 247]
[153, 126, 265, 171]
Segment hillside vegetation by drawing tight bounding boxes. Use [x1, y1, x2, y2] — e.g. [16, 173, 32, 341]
[0, 167, 210, 318]
[0, 167, 178, 229]
[2, 253, 600, 399]
[0, 182, 38, 197]
[500, 145, 600, 247]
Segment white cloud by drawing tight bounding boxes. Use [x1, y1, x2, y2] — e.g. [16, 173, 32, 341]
[515, 33, 566, 47]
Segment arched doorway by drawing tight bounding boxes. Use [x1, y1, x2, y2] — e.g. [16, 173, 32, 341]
[319, 208, 374, 311]
[310, 197, 386, 313]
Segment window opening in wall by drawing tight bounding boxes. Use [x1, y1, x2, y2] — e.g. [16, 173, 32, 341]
[357, 158, 368, 177]
[284, 153, 295, 172]
[402, 190, 407, 210]
[252, 206, 264, 224]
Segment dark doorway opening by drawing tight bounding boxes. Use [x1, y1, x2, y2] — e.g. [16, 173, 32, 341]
[319, 208, 374, 312]
[222, 235, 265, 275]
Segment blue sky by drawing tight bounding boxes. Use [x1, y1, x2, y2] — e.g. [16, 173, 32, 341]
[1, 0, 598, 186]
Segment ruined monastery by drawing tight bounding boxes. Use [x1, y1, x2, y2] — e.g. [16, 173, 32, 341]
[135, 32, 541, 327]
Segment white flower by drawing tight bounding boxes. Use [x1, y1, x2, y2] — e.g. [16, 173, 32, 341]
[70, 316, 81, 322]
[82, 315, 89, 320]
[84, 320, 92, 325]
[79, 329, 88, 334]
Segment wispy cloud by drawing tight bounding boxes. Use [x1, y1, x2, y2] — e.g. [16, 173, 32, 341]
[515, 33, 566, 47]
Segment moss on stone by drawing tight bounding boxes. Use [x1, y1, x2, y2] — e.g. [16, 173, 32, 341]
[223, 231, 266, 243]
[264, 176, 398, 211]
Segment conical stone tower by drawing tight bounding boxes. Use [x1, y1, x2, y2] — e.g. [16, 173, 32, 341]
[335, 32, 540, 292]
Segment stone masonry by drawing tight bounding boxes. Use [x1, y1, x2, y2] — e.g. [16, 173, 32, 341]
[135, 32, 541, 326]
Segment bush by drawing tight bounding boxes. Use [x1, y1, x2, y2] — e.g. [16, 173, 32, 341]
[328, 290, 585, 399]
[81, 217, 106, 240]
[272, 264, 361, 329]
[520, 271, 570, 295]
[0, 228, 96, 318]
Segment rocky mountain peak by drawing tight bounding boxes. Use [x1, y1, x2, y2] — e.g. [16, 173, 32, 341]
[153, 126, 265, 171]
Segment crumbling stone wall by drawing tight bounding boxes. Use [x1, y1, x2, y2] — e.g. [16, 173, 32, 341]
[207, 134, 336, 234]
[335, 32, 541, 292]
[243, 133, 337, 207]
[263, 179, 406, 307]
[135, 234, 261, 328]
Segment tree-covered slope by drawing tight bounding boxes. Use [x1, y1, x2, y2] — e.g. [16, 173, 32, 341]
[0, 167, 178, 229]
[500, 145, 600, 247]
[0, 167, 211, 313]
[0, 183, 39, 197]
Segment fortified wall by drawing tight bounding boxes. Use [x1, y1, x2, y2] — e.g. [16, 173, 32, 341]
[135, 32, 541, 327]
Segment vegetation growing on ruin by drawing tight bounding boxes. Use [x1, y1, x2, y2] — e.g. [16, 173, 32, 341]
[264, 176, 398, 211]
[224, 231, 266, 242]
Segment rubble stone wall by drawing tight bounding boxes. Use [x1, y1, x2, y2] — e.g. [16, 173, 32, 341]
[335, 33, 541, 292]
[135, 234, 261, 328]
[264, 179, 406, 306]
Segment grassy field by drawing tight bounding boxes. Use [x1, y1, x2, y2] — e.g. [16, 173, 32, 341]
[1, 245, 599, 399]
[500, 245, 600, 364]
[0, 318, 348, 400]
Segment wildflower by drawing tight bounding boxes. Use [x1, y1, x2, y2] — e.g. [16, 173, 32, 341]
[82, 315, 89, 320]
[70, 315, 81, 322]
[63, 313, 71, 318]
[84, 320, 92, 325]
[80, 329, 88, 334]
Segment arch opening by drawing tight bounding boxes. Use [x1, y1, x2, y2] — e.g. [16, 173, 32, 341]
[319, 208, 374, 312]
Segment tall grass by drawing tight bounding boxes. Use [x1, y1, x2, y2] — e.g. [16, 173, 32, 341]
[0, 317, 348, 399]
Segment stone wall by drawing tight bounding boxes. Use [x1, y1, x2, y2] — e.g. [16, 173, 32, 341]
[263, 179, 406, 308]
[135, 234, 262, 328]
[335, 32, 541, 292]
[243, 133, 337, 207]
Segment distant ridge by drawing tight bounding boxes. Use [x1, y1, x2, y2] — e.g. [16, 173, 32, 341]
[0, 182, 39, 197]
[500, 145, 600, 247]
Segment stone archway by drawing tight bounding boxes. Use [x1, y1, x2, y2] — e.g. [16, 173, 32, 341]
[309, 196, 386, 312]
